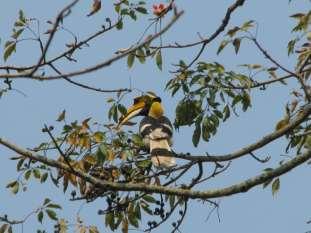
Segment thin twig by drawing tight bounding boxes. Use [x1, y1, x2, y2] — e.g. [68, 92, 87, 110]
[43, 124, 75, 172]
[0, 10, 184, 80]
[29, 0, 80, 75]
[48, 63, 131, 93]
[180, 0, 246, 71]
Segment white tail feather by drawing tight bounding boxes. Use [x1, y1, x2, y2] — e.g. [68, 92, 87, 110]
[149, 139, 176, 168]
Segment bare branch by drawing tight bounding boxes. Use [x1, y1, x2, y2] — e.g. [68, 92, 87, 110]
[179, 0, 246, 70]
[151, 0, 245, 50]
[0, 18, 120, 72]
[252, 37, 311, 102]
[29, 0, 80, 75]
[48, 63, 131, 93]
[0, 10, 184, 80]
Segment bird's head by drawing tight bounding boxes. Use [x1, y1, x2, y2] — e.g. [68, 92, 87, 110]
[117, 92, 163, 128]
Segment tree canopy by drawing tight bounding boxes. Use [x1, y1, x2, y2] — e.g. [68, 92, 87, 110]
[0, 0, 311, 232]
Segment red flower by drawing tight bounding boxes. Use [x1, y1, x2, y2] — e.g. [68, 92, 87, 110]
[152, 3, 167, 17]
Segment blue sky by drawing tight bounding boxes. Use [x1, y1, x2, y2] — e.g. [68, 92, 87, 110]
[0, 0, 311, 232]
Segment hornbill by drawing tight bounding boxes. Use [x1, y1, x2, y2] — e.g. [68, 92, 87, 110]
[117, 92, 176, 168]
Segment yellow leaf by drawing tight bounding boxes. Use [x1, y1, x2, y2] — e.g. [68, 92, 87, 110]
[93, 131, 104, 143]
[89, 226, 99, 233]
[122, 218, 129, 233]
[111, 169, 120, 179]
[83, 154, 97, 166]
[79, 226, 87, 233]
[275, 117, 290, 131]
[58, 219, 68, 233]
[107, 149, 115, 161]
[120, 151, 128, 160]
[87, 0, 101, 17]
[79, 135, 91, 149]
[67, 133, 78, 146]
[81, 118, 91, 132]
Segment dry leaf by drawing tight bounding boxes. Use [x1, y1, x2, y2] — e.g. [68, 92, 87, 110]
[87, 0, 101, 17]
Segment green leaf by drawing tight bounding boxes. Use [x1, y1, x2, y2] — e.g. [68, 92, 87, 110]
[40, 173, 48, 183]
[217, 40, 230, 55]
[128, 214, 139, 228]
[155, 50, 162, 70]
[213, 110, 223, 119]
[137, 159, 151, 169]
[57, 110, 66, 122]
[223, 105, 230, 122]
[232, 95, 242, 107]
[11, 181, 19, 194]
[232, 38, 241, 54]
[37, 211, 44, 223]
[14, 20, 25, 27]
[116, 20, 123, 30]
[175, 99, 201, 127]
[24, 170, 32, 180]
[43, 198, 51, 205]
[127, 53, 135, 68]
[192, 120, 201, 147]
[33, 169, 41, 179]
[134, 203, 141, 220]
[226, 26, 240, 37]
[142, 195, 156, 203]
[117, 104, 127, 115]
[140, 201, 153, 215]
[241, 20, 254, 31]
[287, 39, 297, 56]
[129, 10, 137, 20]
[201, 116, 210, 142]
[136, 47, 145, 63]
[241, 92, 251, 111]
[135, 7, 147, 14]
[105, 212, 115, 230]
[12, 28, 24, 39]
[132, 134, 144, 147]
[46, 209, 58, 221]
[47, 203, 62, 209]
[19, 9, 26, 23]
[17, 158, 25, 171]
[272, 178, 280, 196]
[96, 143, 108, 163]
[4, 41, 16, 61]
[115, 4, 121, 13]
[169, 195, 175, 209]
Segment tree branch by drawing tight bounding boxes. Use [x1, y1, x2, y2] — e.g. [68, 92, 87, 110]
[29, 0, 80, 76]
[48, 63, 131, 93]
[1, 137, 311, 199]
[182, 0, 246, 70]
[0, 18, 120, 72]
[174, 103, 311, 162]
[151, 0, 245, 50]
[0, 10, 184, 80]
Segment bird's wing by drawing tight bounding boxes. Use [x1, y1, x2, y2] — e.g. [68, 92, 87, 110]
[139, 116, 176, 168]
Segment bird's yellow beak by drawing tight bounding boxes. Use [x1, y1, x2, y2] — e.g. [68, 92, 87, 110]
[117, 101, 145, 129]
